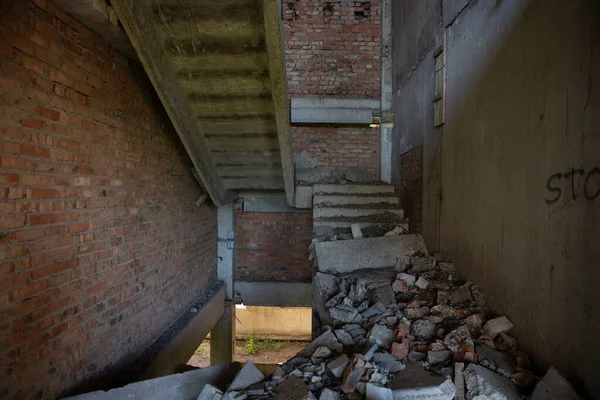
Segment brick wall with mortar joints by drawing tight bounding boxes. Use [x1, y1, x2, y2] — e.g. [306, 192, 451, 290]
[400, 147, 423, 233]
[292, 126, 380, 179]
[235, 212, 313, 282]
[284, 0, 382, 180]
[0, 1, 218, 398]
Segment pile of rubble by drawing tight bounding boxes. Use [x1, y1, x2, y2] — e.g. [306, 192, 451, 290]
[198, 253, 580, 400]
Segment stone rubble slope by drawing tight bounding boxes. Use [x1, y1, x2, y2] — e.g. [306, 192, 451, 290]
[203, 252, 580, 400]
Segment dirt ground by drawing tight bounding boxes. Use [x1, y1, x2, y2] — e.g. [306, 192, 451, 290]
[188, 338, 308, 372]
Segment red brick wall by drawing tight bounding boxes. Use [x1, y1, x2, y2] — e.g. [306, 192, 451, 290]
[399, 147, 423, 233]
[235, 212, 312, 282]
[284, 1, 382, 180]
[0, 1, 218, 398]
[292, 126, 380, 179]
[284, 0, 381, 98]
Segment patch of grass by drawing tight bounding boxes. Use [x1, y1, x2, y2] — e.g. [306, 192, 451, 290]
[246, 331, 257, 355]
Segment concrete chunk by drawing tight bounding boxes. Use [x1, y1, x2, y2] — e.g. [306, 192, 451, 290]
[464, 364, 520, 400]
[531, 367, 580, 400]
[391, 364, 454, 399]
[197, 384, 223, 400]
[226, 361, 264, 392]
[274, 377, 310, 400]
[373, 352, 405, 373]
[320, 388, 341, 400]
[315, 235, 427, 274]
[327, 354, 350, 378]
[368, 324, 394, 350]
[294, 150, 317, 169]
[483, 316, 514, 339]
[351, 223, 363, 239]
[454, 363, 466, 400]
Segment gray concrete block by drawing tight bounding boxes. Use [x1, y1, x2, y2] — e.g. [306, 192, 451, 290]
[297, 330, 342, 358]
[532, 367, 580, 400]
[391, 364, 454, 399]
[345, 168, 375, 183]
[315, 235, 427, 274]
[297, 168, 330, 183]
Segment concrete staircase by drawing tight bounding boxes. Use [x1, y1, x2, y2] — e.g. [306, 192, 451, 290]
[110, 0, 294, 206]
[312, 184, 408, 239]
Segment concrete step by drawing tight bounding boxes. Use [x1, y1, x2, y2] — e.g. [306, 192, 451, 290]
[313, 207, 404, 219]
[313, 184, 395, 195]
[312, 221, 409, 231]
[315, 235, 427, 274]
[313, 194, 399, 207]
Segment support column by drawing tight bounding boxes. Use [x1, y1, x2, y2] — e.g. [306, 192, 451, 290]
[380, 0, 393, 183]
[210, 301, 235, 365]
[211, 203, 235, 365]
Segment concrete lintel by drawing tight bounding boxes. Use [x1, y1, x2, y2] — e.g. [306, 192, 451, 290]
[139, 286, 226, 380]
[242, 196, 310, 213]
[291, 98, 381, 110]
[52, 0, 138, 60]
[291, 108, 375, 125]
[235, 281, 312, 307]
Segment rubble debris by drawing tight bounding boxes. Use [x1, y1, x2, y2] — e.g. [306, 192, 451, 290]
[483, 316, 514, 339]
[294, 150, 317, 169]
[212, 247, 579, 400]
[464, 364, 520, 400]
[531, 366, 581, 400]
[319, 388, 341, 400]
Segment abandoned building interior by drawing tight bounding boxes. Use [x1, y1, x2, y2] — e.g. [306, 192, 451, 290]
[0, 0, 598, 399]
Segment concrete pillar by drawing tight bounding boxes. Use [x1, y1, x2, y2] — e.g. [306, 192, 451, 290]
[211, 204, 235, 365]
[210, 301, 235, 365]
[380, 0, 393, 183]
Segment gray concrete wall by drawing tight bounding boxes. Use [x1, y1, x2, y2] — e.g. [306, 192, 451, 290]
[392, 0, 600, 396]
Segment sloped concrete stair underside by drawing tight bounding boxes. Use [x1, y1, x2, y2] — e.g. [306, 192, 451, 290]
[111, 0, 295, 206]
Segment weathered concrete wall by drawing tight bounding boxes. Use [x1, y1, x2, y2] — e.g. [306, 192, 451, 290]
[235, 306, 312, 340]
[392, 0, 600, 396]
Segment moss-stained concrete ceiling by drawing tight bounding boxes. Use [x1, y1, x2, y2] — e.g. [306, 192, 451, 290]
[111, 0, 294, 206]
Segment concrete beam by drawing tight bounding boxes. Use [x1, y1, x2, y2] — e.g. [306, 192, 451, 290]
[139, 286, 226, 380]
[52, 0, 138, 60]
[291, 98, 381, 125]
[262, 0, 295, 206]
[235, 281, 312, 307]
